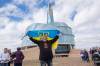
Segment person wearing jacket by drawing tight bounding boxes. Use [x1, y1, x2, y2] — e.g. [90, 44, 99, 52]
[0, 52, 2, 66]
[80, 50, 85, 62]
[13, 48, 24, 66]
[93, 50, 100, 66]
[29, 34, 59, 66]
[84, 50, 90, 62]
[0, 48, 10, 66]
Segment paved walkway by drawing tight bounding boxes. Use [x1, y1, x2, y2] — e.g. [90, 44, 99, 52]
[11, 49, 94, 66]
[20, 57, 93, 66]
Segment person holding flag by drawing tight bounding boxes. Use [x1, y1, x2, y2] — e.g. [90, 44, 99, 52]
[29, 34, 59, 66]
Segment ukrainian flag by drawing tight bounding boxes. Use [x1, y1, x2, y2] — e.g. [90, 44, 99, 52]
[26, 30, 60, 49]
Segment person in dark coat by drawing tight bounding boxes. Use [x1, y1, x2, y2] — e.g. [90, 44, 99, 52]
[80, 50, 85, 62]
[83, 50, 90, 62]
[84, 50, 90, 62]
[13, 48, 24, 66]
[91, 48, 96, 60]
[29, 34, 59, 66]
[8, 49, 12, 66]
[93, 49, 100, 66]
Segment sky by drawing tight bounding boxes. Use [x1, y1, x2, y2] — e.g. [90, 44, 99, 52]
[0, 0, 100, 51]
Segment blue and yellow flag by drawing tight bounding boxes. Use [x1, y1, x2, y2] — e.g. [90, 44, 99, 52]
[26, 30, 60, 49]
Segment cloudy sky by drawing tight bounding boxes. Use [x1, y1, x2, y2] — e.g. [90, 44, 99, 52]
[0, 0, 100, 51]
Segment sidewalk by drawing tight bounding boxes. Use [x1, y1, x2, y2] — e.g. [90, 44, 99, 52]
[11, 48, 94, 66]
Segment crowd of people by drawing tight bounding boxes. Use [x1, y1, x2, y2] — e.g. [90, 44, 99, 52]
[0, 34, 59, 66]
[0, 48, 24, 66]
[0, 33, 99, 66]
[80, 47, 100, 66]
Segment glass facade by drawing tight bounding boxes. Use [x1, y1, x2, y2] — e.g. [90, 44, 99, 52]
[24, 22, 74, 46]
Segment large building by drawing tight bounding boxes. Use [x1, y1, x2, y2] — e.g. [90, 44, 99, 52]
[26, 22, 74, 48]
[22, 3, 75, 54]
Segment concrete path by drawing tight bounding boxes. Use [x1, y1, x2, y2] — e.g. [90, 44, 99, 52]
[11, 49, 94, 66]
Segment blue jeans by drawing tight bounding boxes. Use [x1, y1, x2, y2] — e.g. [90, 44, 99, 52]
[14, 63, 22, 66]
[0, 63, 8, 66]
[40, 60, 52, 66]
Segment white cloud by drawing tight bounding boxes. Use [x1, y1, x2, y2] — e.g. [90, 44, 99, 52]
[0, 0, 100, 51]
[0, 0, 40, 51]
[0, 17, 9, 27]
[32, 8, 47, 23]
[49, 0, 100, 49]
[73, 0, 100, 49]
[0, 17, 33, 51]
[17, 19, 33, 33]
[0, 19, 20, 51]
[0, 4, 17, 17]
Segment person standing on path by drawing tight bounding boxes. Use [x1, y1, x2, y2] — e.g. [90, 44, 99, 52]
[0, 48, 10, 66]
[13, 48, 24, 66]
[29, 34, 59, 66]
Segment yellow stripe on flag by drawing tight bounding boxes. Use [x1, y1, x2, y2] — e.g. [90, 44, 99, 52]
[32, 37, 58, 49]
